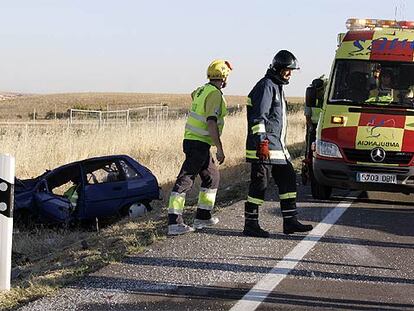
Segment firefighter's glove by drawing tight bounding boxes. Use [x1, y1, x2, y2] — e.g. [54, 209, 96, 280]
[257, 140, 270, 161]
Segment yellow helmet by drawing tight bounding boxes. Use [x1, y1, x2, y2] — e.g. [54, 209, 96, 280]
[207, 59, 233, 80]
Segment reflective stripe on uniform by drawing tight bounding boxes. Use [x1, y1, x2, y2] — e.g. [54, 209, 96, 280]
[251, 123, 266, 134]
[189, 111, 224, 125]
[185, 124, 209, 136]
[197, 187, 217, 210]
[246, 97, 252, 107]
[246, 149, 286, 160]
[247, 195, 264, 206]
[71, 192, 78, 207]
[168, 192, 186, 214]
[279, 192, 297, 200]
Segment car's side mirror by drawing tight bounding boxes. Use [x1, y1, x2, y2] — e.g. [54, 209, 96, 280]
[306, 85, 317, 108]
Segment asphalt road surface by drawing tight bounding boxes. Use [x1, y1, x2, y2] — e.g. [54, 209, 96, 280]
[18, 183, 414, 311]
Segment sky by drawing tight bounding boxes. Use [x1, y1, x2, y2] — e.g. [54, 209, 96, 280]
[0, 0, 413, 97]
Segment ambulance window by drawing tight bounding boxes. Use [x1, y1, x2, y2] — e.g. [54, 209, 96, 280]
[330, 60, 370, 103]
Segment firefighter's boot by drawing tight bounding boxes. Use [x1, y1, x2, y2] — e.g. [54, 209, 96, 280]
[283, 216, 313, 234]
[243, 202, 269, 238]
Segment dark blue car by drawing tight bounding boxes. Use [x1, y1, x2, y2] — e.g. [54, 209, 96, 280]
[14, 155, 161, 225]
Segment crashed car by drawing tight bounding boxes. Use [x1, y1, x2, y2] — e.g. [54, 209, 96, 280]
[14, 155, 161, 225]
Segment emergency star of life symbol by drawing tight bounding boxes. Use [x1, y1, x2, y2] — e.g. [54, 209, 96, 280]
[365, 117, 396, 139]
[370, 147, 386, 163]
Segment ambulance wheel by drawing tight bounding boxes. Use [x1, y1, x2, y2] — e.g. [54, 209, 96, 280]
[311, 176, 332, 200]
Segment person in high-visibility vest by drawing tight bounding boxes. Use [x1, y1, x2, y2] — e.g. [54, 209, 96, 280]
[367, 68, 397, 104]
[167, 59, 232, 236]
[64, 178, 80, 210]
[244, 50, 313, 237]
[304, 76, 327, 162]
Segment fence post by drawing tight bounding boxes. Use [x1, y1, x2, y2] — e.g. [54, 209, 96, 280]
[0, 154, 15, 291]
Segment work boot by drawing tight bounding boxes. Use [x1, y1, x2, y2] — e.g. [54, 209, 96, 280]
[243, 201, 269, 238]
[283, 217, 313, 234]
[168, 223, 195, 236]
[193, 216, 219, 230]
[193, 208, 219, 229]
[243, 223, 270, 238]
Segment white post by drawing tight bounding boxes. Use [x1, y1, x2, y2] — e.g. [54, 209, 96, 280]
[0, 154, 15, 291]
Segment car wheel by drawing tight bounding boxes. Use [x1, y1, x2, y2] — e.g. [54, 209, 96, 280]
[311, 175, 332, 200]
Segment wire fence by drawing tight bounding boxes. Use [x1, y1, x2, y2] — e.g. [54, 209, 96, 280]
[69, 105, 170, 127]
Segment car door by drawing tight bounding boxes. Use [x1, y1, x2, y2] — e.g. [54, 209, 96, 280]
[82, 159, 128, 218]
[118, 158, 159, 201]
[35, 162, 83, 224]
[34, 191, 72, 224]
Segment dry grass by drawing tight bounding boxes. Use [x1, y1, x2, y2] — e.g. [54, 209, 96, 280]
[0, 110, 305, 181]
[0, 93, 246, 120]
[0, 92, 303, 120]
[0, 109, 306, 310]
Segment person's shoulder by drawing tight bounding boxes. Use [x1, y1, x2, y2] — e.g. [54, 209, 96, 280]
[251, 77, 274, 92]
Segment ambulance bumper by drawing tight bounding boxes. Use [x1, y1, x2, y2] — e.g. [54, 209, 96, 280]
[313, 158, 414, 193]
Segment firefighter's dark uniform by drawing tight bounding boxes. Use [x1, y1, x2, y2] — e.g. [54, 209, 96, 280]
[245, 64, 313, 236]
[245, 71, 298, 225]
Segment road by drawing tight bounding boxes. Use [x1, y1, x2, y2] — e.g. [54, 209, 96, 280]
[18, 183, 414, 311]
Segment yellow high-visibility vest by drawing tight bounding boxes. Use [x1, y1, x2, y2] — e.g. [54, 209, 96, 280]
[184, 84, 227, 145]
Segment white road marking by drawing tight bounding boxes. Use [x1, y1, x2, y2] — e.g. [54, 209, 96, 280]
[230, 200, 354, 311]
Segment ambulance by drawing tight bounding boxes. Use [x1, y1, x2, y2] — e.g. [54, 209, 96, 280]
[307, 18, 414, 199]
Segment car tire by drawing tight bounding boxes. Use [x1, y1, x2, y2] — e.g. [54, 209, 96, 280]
[311, 175, 332, 200]
[120, 201, 152, 218]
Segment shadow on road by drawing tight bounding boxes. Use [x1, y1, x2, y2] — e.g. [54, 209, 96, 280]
[71, 275, 414, 311]
[196, 227, 414, 250]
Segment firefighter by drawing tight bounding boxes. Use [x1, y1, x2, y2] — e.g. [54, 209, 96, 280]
[244, 50, 313, 237]
[304, 76, 326, 163]
[167, 59, 232, 235]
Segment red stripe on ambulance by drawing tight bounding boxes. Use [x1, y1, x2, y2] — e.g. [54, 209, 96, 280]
[343, 30, 374, 41]
[321, 127, 358, 149]
[402, 129, 414, 152]
[358, 113, 406, 128]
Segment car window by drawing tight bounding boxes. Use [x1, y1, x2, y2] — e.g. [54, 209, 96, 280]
[45, 165, 82, 196]
[119, 160, 141, 179]
[86, 161, 121, 184]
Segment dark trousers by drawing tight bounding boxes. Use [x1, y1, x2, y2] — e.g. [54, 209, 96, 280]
[247, 161, 298, 219]
[305, 123, 317, 161]
[172, 139, 219, 193]
[168, 139, 219, 224]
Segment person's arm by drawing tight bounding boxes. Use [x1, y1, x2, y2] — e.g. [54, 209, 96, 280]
[304, 106, 313, 128]
[205, 90, 225, 164]
[248, 81, 273, 144]
[207, 119, 224, 164]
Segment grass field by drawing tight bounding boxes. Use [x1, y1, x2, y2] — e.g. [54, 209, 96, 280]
[0, 92, 304, 120]
[0, 94, 306, 310]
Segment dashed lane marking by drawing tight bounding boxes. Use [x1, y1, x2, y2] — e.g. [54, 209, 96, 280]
[229, 199, 354, 311]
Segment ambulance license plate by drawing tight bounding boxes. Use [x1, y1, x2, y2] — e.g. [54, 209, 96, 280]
[356, 172, 397, 184]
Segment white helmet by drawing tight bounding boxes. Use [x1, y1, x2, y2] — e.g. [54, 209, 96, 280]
[129, 203, 147, 218]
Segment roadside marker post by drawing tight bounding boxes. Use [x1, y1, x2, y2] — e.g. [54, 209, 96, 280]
[0, 154, 15, 291]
